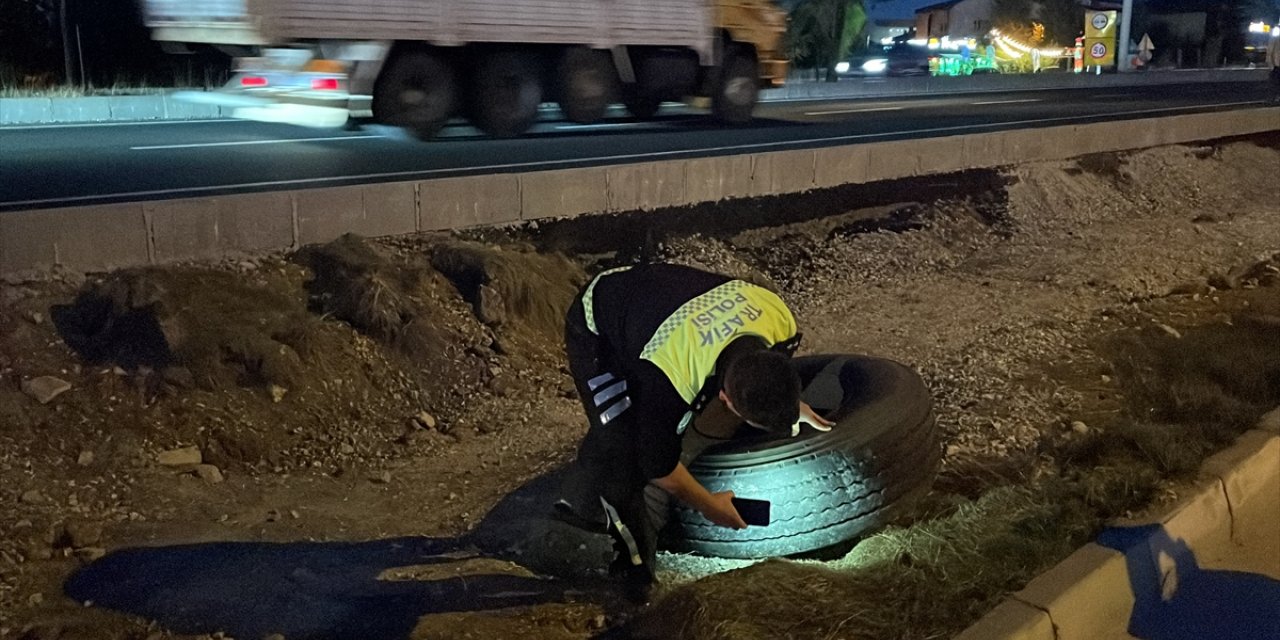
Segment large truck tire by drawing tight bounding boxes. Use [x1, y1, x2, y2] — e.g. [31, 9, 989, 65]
[372, 51, 458, 140]
[712, 46, 760, 124]
[669, 355, 940, 559]
[557, 47, 617, 124]
[470, 50, 543, 137]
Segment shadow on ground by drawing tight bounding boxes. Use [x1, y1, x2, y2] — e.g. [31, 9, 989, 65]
[1099, 524, 1280, 640]
[64, 471, 623, 640]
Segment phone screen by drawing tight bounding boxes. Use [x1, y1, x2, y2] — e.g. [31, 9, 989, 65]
[731, 497, 771, 526]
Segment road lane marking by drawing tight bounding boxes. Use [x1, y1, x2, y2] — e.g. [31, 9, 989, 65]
[1, 119, 235, 131]
[970, 98, 1043, 105]
[132, 135, 383, 150]
[3, 101, 1266, 210]
[804, 106, 906, 116]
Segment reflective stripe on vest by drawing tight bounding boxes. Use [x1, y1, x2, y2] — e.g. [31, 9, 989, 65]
[640, 280, 796, 404]
[581, 266, 633, 335]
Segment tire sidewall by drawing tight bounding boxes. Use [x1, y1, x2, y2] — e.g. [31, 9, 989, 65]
[559, 48, 616, 124]
[713, 50, 759, 124]
[471, 52, 543, 137]
[671, 356, 940, 559]
[373, 52, 457, 140]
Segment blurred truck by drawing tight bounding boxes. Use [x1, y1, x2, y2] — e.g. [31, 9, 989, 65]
[143, 0, 788, 138]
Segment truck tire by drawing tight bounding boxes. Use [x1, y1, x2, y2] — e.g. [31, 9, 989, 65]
[557, 47, 617, 124]
[668, 355, 940, 559]
[712, 47, 760, 124]
[470, 51, 543, 137]
[373, 51, 458, 140]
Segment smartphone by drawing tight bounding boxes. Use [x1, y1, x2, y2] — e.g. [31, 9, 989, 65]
[731, 497, 771, 527]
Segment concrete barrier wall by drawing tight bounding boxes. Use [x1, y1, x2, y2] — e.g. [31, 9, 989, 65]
[2, 107, 1277, 276]
[1, 69, 1266, 127]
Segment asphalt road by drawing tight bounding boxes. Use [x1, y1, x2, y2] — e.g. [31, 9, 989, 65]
[1, 81, 1274, 212]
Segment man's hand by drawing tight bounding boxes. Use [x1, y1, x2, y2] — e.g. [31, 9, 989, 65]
[799, 401, 835, 432]
[703, 491, 748, 529]
[653, 463, 748, 529]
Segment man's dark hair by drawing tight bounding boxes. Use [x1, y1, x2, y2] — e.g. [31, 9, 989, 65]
[723, 347, 801, 432]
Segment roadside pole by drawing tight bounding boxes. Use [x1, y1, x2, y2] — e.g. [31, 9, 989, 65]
[1118, 0, 1134, 71]
[60, 0, 75, 85]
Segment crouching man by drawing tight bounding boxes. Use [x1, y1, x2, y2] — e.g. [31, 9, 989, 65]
[556, 263, 832, 602]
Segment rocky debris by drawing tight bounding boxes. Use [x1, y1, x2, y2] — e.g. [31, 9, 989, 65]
[270, 385, 288, 403]
[370, 471, 393, 484]
[1156, 323, 1183, 339]
[20, 376, 72, 404]
[263, 635, 286, 640]
[476, 284, 506, 326]
[157, 446, 202, 467]
[162, 366, 195, 388]
[194, 464, 225, 484]
[65, 520, 103, 548]
[1069, 421, 1090, 435]
[76, 451, 95, 467]
[26, 310, 44, 325]
[489, 376, 515, 397]
[74, 547, 107, 562]
[1209, 253, 1280, 290]
[414, 411, 438, 430]
[19, 490, 49, 505]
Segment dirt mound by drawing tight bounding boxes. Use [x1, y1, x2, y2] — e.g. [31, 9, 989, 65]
[296, 234, 475, 359]
[429, 240, 586, 350]
[51, 267, 314, 393]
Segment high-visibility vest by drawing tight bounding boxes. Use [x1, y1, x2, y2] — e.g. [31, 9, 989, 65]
[638, 279, 797, 404]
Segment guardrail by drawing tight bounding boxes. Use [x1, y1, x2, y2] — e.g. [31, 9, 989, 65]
[1, 68, 1268, 127]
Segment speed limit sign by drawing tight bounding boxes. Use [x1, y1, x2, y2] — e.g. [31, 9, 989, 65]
[1089, 42, 1108, 59]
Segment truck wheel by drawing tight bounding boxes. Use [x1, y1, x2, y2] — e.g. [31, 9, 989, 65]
[712, 48, 760, 124]
[558, 47, 617, 124]
[373, 51, 458, 140]
[667, 355, 940, 559]
[470, 51, 543, 137]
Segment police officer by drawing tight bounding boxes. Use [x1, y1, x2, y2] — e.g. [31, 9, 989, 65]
[556, 263, 832, 601]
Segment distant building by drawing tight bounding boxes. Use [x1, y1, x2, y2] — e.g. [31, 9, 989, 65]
[915, 0, 995, 40]
[867, 18, 917, 46]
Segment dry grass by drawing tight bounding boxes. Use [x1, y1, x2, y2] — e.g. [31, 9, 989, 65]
[50, 267, 315, 391]
[295, 234, 464, 359]
[430, 240, 587, 341]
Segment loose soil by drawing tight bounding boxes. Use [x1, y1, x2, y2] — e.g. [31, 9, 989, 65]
[0, 138, 1277, 640]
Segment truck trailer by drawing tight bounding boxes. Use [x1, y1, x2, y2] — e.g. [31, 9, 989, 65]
[143, 0, 789, 138]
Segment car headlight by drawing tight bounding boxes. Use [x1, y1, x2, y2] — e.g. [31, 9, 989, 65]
[862, 58, 889, 73]
[835, 62, 851, 74]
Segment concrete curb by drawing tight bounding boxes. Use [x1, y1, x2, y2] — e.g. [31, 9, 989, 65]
[2, 107, 1279, 276]
[954, 411, 1280, 640]
[0, 94, 225, 126]
[0, 69, 1265, 127]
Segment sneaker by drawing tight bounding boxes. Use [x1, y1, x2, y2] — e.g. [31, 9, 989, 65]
[610, 555, 655, 605]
